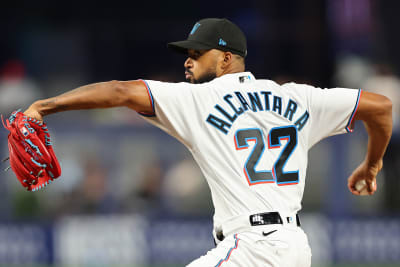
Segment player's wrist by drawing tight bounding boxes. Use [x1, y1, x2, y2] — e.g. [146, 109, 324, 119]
[24, 101, 45, 121]
[364, 158, 383, 172]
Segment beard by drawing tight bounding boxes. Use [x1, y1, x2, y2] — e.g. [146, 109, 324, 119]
[186, 69, 217, 84]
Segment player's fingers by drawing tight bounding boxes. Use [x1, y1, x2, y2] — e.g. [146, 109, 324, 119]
[347, 174, 358, 189]
[371, 180, 377, 194]
[348, 182, 355, 192]
[350, 187, 361, 195]
[347, 179, 353, 192]
[347, 179, 360, 195]
[366, 179, 376, 195]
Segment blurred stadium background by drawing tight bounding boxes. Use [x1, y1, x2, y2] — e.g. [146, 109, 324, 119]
[1, 0, 400, 266]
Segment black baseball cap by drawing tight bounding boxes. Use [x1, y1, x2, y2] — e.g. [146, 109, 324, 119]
[167, 18, 247, 58]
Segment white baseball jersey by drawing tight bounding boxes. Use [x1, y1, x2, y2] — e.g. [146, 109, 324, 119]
[140, 72, 361, 227]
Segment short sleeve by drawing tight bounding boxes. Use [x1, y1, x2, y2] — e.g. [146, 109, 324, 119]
[139, 80, 201, 148]
[307, 86, 362, 147]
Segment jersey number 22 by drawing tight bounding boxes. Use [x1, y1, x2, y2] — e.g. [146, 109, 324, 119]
[234, 126, 299, 186]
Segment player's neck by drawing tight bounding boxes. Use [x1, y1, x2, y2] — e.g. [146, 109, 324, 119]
[217, 64, 245, 77]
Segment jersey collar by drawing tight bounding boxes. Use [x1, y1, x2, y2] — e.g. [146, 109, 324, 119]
[212, 71, 256, 83]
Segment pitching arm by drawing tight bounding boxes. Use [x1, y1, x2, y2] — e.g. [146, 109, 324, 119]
[24, 80, 152, 120]
[347, 91, 392, 195]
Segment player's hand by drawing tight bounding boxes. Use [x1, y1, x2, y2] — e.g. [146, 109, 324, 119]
[347, 159, 382, 195]
[24, 103, 43, 122]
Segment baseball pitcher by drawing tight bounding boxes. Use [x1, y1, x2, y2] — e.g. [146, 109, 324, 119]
[7, 18, 392, 266]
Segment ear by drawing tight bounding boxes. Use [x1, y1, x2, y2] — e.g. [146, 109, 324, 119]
[220, 52, 233, 69]
[223, 52, 232, 63]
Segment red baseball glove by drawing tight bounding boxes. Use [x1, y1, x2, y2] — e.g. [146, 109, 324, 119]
[2, 110, 61, 191]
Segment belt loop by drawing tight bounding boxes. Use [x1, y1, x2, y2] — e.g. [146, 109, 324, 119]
[296, 214, 301, 226]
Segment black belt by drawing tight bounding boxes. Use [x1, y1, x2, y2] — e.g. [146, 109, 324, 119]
[249, 212, 301, 227]
[215, 212, 301, 244]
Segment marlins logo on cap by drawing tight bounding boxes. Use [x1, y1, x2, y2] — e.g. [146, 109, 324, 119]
[190, 22, 201, 35]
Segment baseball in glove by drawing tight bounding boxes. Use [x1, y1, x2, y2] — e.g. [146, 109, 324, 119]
[1, 110, 61, 191]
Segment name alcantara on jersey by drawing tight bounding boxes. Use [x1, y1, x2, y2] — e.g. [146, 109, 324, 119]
[206, 91, 309, 134]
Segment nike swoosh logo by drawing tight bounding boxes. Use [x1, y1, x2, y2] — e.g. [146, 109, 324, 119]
[262, 230, 277, 237]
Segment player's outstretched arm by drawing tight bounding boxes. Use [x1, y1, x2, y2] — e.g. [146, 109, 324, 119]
[347, 91, 392, 195]
[23, 80, 152, 120]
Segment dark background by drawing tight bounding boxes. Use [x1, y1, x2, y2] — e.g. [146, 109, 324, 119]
[3, 0, 399, 86]
[0, 1, 400, 266]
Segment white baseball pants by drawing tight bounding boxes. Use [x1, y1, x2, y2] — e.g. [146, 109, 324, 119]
[187, 224, 312, 267]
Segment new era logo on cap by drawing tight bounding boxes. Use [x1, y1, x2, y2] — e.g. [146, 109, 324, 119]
[219, 38, 227, 46]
